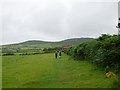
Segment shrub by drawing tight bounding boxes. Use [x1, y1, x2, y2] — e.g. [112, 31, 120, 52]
[65, 34, 120, 70]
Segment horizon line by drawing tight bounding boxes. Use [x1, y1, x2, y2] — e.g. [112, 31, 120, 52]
[0, 37, 95, 46]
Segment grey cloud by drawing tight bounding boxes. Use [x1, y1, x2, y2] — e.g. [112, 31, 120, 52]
[66, 2, 118, 37]
[1, 1, 118, 44]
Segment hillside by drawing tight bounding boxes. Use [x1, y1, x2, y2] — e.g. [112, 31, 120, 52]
[2, 38, 94, 49]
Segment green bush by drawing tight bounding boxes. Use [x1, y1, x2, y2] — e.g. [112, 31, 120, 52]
[65, 34, 120, 88]
[66, 34, 120, 70]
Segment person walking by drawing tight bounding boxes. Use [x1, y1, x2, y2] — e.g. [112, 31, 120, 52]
[59, 51, 62, 59]
[55, 51, 58, 59]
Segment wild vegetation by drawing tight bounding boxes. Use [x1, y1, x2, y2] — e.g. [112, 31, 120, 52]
[65, 34, 120, 87]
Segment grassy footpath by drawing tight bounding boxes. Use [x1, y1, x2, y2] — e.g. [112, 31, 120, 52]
[2, 53, 117, 88]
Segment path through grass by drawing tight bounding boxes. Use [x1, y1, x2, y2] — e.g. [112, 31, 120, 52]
[2, 53, 117, 88]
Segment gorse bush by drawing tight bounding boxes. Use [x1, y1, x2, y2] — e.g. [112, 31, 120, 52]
[66, 34, 120, 71]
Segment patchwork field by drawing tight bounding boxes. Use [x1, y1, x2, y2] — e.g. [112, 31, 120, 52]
[2, 53, 117, 88]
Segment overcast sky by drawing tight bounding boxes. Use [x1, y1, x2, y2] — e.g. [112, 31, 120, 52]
[1, 0, 119, 45]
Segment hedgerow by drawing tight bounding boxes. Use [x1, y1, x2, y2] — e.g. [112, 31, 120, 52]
[66, 34, 120, 71]
[66, 34, 120, 87]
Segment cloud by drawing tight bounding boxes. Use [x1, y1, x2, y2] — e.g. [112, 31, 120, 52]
[1, 1, 118, 44]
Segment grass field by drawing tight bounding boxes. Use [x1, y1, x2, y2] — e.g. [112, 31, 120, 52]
[2, 53, 118, 88]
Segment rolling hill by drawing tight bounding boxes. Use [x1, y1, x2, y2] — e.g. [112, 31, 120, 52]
[2, 38, 94, 49]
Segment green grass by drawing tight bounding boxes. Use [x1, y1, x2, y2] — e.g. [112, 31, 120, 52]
[2, 53, 118, 88]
